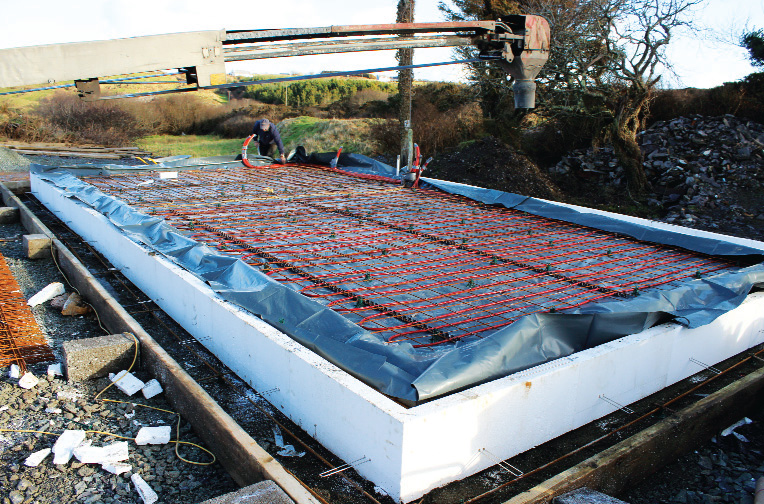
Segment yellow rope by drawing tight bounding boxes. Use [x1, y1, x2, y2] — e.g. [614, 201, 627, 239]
[93, 333, 139, 401]
[38, 229, 215, 466]
[92, 335, 215, 465]
[101, 398, 216, 466]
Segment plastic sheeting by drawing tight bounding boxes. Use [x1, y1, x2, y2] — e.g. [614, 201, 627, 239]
[31, 158, 764, 404]
[421, 178, 764, 258]
[289, 147, 402, 179]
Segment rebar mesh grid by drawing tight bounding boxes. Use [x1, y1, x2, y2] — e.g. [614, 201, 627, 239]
[0, 252, 54, 370]
[85, 164, 737, 348]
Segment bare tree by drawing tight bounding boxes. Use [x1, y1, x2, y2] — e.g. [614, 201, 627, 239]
[528, 0, 703, 193]
[443, 0, 704, 194]
[597, 0, 704, 192]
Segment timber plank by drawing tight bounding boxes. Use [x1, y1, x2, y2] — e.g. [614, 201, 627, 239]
[504, 364, 764, 504]
[10, 149, 123, 159]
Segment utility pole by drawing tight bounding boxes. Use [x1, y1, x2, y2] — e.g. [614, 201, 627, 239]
[396, 0, 414, 170]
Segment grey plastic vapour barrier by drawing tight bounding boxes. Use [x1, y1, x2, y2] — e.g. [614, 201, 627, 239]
[420, 178, 764, 257]
[31, 161, 764, 404]
[290, 150, 402, 179]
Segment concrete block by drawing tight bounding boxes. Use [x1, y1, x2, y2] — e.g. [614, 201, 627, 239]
[23, 233, 52, 260]
[63, 333, 137, 382]
[553, 488, 630, 504]
[0, 206, 19, 224]
[198, 480, 295, 504]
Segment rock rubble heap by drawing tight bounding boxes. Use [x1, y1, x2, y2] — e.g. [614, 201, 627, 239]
[551, 115, 764, 240]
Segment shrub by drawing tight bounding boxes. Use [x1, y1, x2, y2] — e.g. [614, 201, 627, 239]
[135, 94, 222, 136]
[277, 116, 389, 156]
[35, 91, 146, 146]
[326, 89, 395, 118]
[371, 93, 484, 158]
[0, 105, 52, 143]
[413, 82, 476, 112]
[369, 118, 401, 155]
[412, 101, 483, 157]
[216, 115, 254, 138]
[519, 111, 609, 166]
[242, 77, 397, 106]
[648, 75, 764, 124]
[348, 89, 391, 109]
[212, 102, 301, 138]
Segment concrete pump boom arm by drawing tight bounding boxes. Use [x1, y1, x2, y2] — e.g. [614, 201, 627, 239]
[0, 16, 549, 107]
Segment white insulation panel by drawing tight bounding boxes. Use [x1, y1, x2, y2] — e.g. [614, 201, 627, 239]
[33, 173, 764, 502]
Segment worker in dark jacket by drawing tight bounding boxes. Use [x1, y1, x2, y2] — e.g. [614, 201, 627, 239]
[251, 118, 286, 163]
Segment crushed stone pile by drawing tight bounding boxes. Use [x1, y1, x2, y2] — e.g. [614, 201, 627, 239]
[0, 147, 31, 172]
[550, 115, 764, 241]
[428, 136, 562, 201]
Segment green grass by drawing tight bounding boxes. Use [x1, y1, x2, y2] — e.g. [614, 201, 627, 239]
[136, 118, 391, 159]
[0, 73, 227, 110]
[278, 116, 323, 146]
[278, 116, 390, 156]
[0, 86, 61, 110]
[136, 135, 242, 158]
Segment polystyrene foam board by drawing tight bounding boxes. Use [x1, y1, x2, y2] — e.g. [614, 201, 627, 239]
[33, 173, 764, 502]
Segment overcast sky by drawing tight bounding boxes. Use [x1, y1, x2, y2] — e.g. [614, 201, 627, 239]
[1, 0, 762, 89]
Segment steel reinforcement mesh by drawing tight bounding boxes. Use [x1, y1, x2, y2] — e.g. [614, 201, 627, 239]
[85, 164, 737, 348]
[0, 252, 54, 370]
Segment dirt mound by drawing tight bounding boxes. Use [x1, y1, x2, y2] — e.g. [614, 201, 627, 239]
[427, 136, 562, 200]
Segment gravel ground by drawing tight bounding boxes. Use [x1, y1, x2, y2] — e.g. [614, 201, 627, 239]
[0, 372, 236, 504]
[0, 221, 103, 361]
[623, 410, 764, 504]
[0, 148, 30, 172]
[0, 219, 237, 504]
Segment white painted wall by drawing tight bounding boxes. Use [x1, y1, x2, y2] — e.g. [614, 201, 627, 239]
[33, 173, 764, 502]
